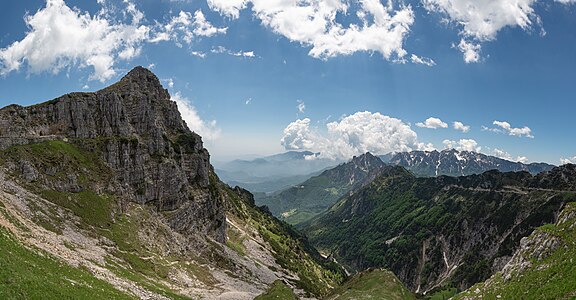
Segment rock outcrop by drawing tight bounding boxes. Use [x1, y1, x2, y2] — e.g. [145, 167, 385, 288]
[0, 66, 225, 242]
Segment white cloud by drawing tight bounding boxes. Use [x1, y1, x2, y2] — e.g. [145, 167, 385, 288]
[172, 92, 221, 141]
[0, 1, 228, 82]
[0, 0, 149, 82]
[207, 0, 248, 19]
[208, 0, 415, 62]
[190, 51, 206, 58]
[423, 0, 541, 63]
[456, 39, 481, 63]
[556, 0, 576, 3]
[297, 100, 306, 113]
[453, 121, 470, 133]
[560, 156, 576, 164]
[491, 148, 528, 163]
[164, 78, 174, 88]
[443, 139, 481, 152]
[486, 120, 534, 138]
[280, 118, 316, 150]
[416, 117, 448, 129]
[210, 46, 256, 58]
[149, 10, 227, 45]
[281, 111, 430, 160]
[192, 10, 227, 37]
[410, 54, 436, 66]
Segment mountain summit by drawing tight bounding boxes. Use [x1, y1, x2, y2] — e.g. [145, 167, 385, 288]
[0, 66, 221, 240]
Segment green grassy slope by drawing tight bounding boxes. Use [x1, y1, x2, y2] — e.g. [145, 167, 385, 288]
[255, 153, 385, 225]
[1, 139, 346, 299]
[254, 280, 299, 300]
[303, 167, 576, 293]
[454, 202, 576, 300]
[225, 185, 346, 297]
[0, 227, 134, 300]
[326, 268, 415, 300]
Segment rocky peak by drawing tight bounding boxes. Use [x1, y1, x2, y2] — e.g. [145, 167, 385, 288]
[351, 152, 383, 167]
[0, 67, 225, 242]
[101, 66, 168, 98]
[383, 149, 554, 177]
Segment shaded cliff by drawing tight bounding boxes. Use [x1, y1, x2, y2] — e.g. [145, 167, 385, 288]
[0, 66, 223, 241]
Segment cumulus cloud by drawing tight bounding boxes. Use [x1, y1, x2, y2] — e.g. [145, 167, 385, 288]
[491, 148, 528, 163]
[297, 100, 306, 113]
[410, 54, 436, 66]
[208, 0, 415, 62]
[172, 92, 221, 141]
[423, 0, 541, 62]
[206, 0, 248, 19]
[416, 117, 448, 129]
[453, 121, 470, 133]
[456, 39, 481, 63]
[190, 51, 206, 58]
[149, 10, 226, 45]
[281, 111, 431, 160]
[0, 1, 229, 81]
[484, 120, 534, 138]
[443, 139, 481, 152]
[210, 46, 256, 58]
[280, 118, 316, 150]
[0, 0, 149, 81]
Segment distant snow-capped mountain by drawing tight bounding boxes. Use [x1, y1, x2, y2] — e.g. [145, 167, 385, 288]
[380, 149, 554, 177]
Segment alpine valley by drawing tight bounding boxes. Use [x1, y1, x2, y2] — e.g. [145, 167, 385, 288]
[1, 67, 576, 300]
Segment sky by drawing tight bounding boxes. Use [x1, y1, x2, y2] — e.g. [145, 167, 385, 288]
[0, 0, 575, 164]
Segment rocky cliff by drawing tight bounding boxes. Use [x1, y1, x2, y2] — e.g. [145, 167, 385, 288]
[455, 201, 576, 299]
[0, 66, 224, 242]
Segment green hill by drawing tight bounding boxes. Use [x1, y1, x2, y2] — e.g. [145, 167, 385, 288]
[454, 202, 576, 300]
[255, 153, 386, 225]
[303, 165, 576, 294]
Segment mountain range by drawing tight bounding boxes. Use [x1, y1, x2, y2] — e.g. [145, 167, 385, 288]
[215, 151, 340, 193]
[255, 153, 386, 225]
[381, 149, 554, 177]
[255, 150, 555, 226]
[302, 164, 576, 294]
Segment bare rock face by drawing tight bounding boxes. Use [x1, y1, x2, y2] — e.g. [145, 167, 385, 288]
[0, 66, 225, 242]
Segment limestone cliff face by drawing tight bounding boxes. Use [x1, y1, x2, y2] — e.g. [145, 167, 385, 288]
[0, 66, 225, 242]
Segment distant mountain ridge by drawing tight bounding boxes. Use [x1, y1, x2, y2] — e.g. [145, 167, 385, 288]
[381, 149, 554, 177]
[255, 152, 387, 225]
[215, 150, 340, 193]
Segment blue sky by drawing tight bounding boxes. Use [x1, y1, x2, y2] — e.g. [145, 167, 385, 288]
[0, 0, 575, 164]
